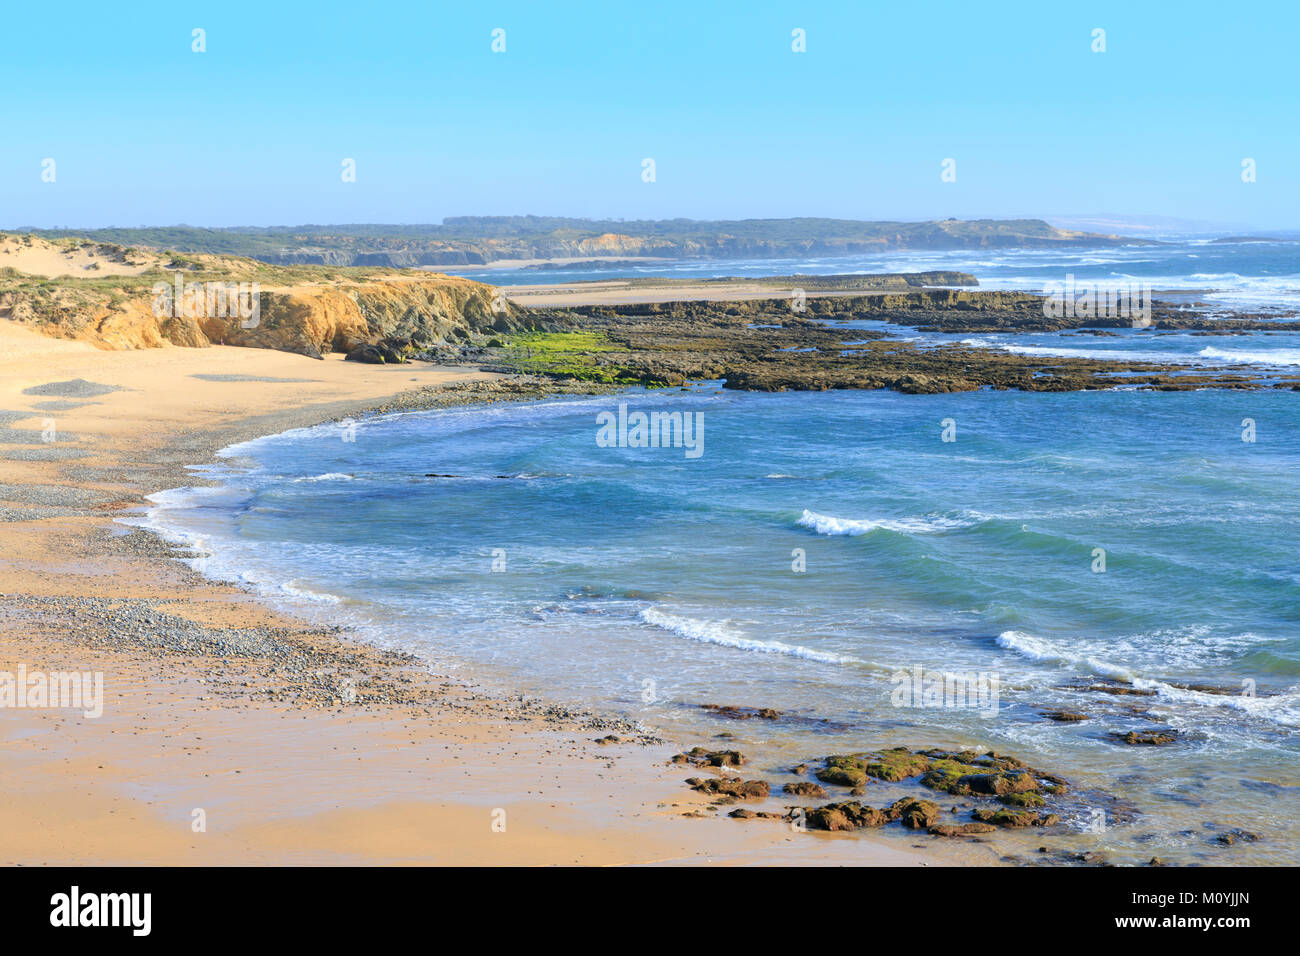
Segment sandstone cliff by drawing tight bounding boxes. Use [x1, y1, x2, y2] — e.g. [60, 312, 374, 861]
[0, 235, 521, 357]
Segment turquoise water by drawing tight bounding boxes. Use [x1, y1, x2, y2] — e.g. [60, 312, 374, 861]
[144, 386, 1300, 864]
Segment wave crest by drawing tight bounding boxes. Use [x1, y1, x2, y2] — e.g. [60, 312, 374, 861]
[638, 607, 858, 665]
[797, 509, 977, 536]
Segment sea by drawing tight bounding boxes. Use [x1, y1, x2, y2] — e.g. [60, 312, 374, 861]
[138, 238, 1300, 864]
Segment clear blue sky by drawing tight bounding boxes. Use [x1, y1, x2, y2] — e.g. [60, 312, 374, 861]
[2, 0, 1295, 230]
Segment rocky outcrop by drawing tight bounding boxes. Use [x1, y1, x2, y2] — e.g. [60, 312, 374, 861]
[199, 277, 512, 356]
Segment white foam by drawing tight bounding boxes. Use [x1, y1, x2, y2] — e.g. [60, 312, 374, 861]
[797, 508, 975, 536]
[996, 629, 1136, 681]
[1199, 346, 1300, 367]
[1131, 678, 1300, 728]
[638, 607, 859, 665]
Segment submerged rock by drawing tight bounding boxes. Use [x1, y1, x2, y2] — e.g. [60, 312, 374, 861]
[699, 703, 782, 720]
[783, 781, 828, 799]
[1107, 730, 1180, 746]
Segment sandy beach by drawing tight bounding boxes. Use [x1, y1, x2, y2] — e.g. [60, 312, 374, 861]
[0, 319, 950, 866]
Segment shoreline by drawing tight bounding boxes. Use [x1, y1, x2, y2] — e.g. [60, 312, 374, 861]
[0, 321, 945, 866]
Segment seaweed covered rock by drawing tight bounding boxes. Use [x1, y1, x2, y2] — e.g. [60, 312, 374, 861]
[803, 802, 890, 831]
[815, 748, 931, 787]
[929, 823, 998, 837]
[890, 798, 943, 829]
[1107, 729, 1180, 746]
[957, 771, 1042, 797]
[972, 807, 1061, 828]
[728, 808, 784, 820]
[998, 791, 1047, 808]
[815, 755, 872, 787]
[684, 776, 770, 800]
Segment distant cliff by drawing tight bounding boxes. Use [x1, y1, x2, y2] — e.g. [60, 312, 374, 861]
[21, 217, 1151, 269]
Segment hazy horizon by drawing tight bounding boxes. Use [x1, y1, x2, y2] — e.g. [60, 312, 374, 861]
[4, 0, 1297, 231]
[10, 214, 1297, 241]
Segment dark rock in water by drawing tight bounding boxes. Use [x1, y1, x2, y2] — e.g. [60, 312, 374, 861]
[672, 747, 745, 768]
[700, 703, 782, 720]
[593, 735, 621, 745]
[804, 801, 889, 831]
[1041, 710, 1090, 722]
[972, 807, 1061, 828]
[728, 808, 783, 820]
[1239, 778, 1300, 795]
[998, 791, 1047, 808]
[1146, 857, 1170, 866]
[684, 775, 769, 800]
[891, 798, 942, 829]
[957, 771, 1041, 797]
[1033, 849, 1111, 867]
[1086, 683, 1157, 697]
[1107, 729, 1180, 746]
[929, 823, 998, 837]
[1214, 828, 1261, 846]
[790, 763, 809, 776]
[783, 781, 827, 799]
[424, 473, 463, 478]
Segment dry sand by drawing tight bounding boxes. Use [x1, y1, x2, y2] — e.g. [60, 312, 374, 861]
[0, 319, 963, 866]
[0, 235, 162, 279]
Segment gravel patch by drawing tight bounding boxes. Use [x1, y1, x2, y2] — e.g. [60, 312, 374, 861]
[0, 410, 86, 445]
[0, 483, 107, 507]
[64, 464, 146, 485]
[0, 447, 90, 461]
[0, 506, 83, 522]
[21, 379, 122, 398]
[31, 400, 96, 411]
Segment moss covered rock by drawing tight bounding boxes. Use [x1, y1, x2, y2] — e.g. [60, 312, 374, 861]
[804, 802, 889, 831]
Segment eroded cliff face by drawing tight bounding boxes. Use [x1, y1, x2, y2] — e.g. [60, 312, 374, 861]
[198, 276, 511, 356]
[1, 267, 520, 357]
